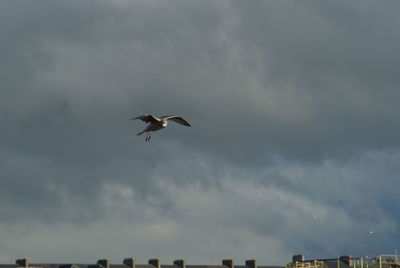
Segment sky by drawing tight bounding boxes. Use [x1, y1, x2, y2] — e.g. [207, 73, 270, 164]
[1, 0, 400, 265]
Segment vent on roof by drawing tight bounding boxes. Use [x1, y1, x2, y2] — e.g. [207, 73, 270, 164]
[174, 259, 185, 268]
[292, 255, 304, 263]
[16, 259, 29, 268]
[149, 259, 160, 268]
[246, 260, 257, 268]
[339, 256, 352, 266]
[223, 259, 234, 268]
[97, 259, 110, 268]
[123, 258, 135, 268]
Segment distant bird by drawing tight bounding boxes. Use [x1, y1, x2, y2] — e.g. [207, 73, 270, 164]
[131, 114, 191, 141]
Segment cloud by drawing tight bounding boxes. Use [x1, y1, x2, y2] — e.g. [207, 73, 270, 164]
[0, 0, 400, 264]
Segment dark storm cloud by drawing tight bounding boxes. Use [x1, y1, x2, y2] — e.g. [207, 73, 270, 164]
[1, 0, 400, 264]
[225, 0, 400, 160]
[4, 0, 400, 164]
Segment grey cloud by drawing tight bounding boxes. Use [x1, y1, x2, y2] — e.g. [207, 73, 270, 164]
[1, 0, 400, 264]
[5, 0, 400, 164]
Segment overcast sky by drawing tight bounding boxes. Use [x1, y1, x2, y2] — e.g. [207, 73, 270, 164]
[1, 0, 400, 265]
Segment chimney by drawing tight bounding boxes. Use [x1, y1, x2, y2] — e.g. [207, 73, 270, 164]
[292, 255, 305, 263]
[174, 260, 185, 268]
[16, 259, 29, 267]
[223, 259, 234, 268]
[123, 258, 136, 268]
[149, 259, 160, 268]
[97, 259, 110, 268]
[245, 260, 256, 268]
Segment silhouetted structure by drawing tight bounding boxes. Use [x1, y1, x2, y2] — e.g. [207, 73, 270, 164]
[8, 258, 282, 268]
[6, 254, 400, 268]
[287, 254, 400, 268]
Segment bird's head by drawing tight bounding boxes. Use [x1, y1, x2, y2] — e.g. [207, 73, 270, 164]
[162, 120, 168, 127]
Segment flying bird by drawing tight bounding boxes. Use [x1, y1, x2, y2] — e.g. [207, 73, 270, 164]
[131, 114, 191, 141]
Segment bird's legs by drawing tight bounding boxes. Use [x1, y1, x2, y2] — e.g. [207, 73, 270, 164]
[145, 132, 152, 142]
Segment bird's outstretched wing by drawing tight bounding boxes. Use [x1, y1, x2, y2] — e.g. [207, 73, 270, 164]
[131, 114, 160, 123]
[161, 115, 191, 126]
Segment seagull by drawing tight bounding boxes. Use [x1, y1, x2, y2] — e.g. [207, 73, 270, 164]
[131, 114, 191, 141]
